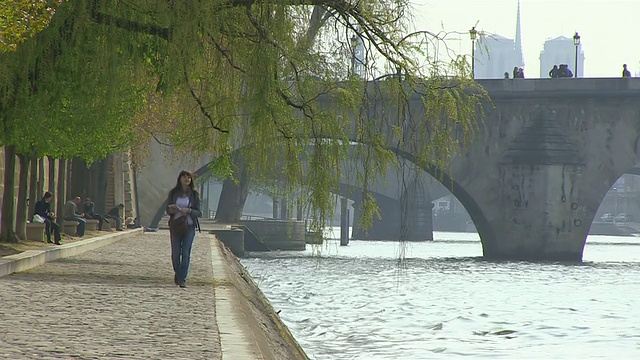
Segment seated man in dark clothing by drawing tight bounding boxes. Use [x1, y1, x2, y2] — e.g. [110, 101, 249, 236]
[83, 198, 109, 230]
[34, 191, 62, 245]
[63, 196, 86, 237]
[107, 204, 125, 231]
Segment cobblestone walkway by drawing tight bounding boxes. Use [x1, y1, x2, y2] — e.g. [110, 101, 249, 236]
[0, 231, 221, 359]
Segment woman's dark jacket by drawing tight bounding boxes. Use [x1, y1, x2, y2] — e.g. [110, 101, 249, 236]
[34, 198, 51, 219]
[165, 189, 202, 228]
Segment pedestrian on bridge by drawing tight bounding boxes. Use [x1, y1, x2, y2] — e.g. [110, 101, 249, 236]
[166, 170, 202, 288]
[622, 64, 632, 77]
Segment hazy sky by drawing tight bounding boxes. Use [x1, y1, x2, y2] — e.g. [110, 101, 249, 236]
[411, 0, 639, 77]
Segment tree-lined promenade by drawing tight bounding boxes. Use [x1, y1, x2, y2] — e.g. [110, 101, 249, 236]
[0, 0, 484, 245]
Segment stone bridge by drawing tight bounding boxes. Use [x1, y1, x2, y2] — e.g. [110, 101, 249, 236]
[394, 78, 640, 261]
[136, 78, 640, 261]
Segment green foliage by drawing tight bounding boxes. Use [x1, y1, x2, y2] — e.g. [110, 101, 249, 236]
[0, 0, 68, 52]
[1, 0, 488, 236]
[0, 1, 149, 161]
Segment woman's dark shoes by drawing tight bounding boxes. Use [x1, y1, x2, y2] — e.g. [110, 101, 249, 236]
[179, 282, 186, 288]
[55, 241, 62, 245]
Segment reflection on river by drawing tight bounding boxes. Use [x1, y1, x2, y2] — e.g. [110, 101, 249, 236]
[241, 231, 640, 359]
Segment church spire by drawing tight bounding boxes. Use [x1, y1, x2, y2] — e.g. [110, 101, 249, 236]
[514, 0, 524, 67]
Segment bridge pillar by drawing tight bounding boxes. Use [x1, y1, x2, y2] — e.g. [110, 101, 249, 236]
[280, 198, 289, 220]
[351, 195, 398, 240]
[272, 198, 279, 219]
[478, 109, 591, 261]
[340, 197, 349, 246]
[400, 179, 434, 241]
[351, 186, 433, 241]
[480, 164, 589, 261]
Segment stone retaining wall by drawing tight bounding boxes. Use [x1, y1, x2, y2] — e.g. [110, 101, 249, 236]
[239, 219, 306, 250]
[213, 237, 309, 359]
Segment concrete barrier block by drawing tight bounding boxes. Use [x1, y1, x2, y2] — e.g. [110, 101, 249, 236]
[212, 229, 245, 257]
[25, 223, 46, 242]
[63, 221, 79, 236]
[85, 219, 100, 231]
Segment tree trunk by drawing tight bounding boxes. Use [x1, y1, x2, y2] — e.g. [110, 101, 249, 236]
[37, 156, 45, 199]
[48, 156, 55, 192]
[56, 159, 67, 227]
[1, 145, 19, 243]
[94, 158, 108, 214]
[69, 159, 90, 199]
[215, 163, 250, 223]
[48, 156, 56, 211]
[28, 156, 39, 218]
[15, 154, 30, 240]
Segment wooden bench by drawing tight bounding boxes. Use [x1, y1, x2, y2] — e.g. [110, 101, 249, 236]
[85, 219, 100, 231]
[26, 222, 46, 242]
[63, 220, 79, 236]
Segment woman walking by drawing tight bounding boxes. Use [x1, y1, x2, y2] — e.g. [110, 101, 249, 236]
[166, 170, 201, 288]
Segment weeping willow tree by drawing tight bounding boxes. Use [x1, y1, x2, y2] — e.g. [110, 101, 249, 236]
[0, 0, 145, 241]
[0, 0, 69, 52]
[132, 0, 486, 234]
[1, 0, 486, 240]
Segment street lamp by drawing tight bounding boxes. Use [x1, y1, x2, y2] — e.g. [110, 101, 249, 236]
[469, 27, 477, 79]
[350, 34, 358, 75]
[612, 187, 621, 224]
[573, 32, 581, 78]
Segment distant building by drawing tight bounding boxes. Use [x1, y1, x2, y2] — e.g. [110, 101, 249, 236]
[473, 0, 524, 79]
[539, 36, 584, 78]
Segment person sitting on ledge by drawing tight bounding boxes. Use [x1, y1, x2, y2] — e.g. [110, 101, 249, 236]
[64, 196, 86, 237]
[83, 198, 109, 230]
[107, 204, 125, 231]
[34, 191, 62, 245]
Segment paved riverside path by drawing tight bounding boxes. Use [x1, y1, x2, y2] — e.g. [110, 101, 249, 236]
[0, 231, 221, 359]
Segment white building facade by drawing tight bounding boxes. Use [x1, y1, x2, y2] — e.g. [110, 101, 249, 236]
[539, 36, 585, 78]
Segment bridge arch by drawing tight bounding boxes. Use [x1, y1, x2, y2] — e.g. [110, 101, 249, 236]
[145, 145, 450, 240]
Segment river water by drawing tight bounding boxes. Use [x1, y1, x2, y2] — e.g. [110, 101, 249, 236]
[241, 230, 640, 359]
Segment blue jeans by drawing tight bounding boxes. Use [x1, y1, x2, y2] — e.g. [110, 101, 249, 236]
[65, 216, 86, 236]
[107, 215, 122, 230]
[171, 226, 196, 284]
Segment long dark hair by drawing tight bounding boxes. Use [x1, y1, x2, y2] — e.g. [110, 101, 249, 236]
[169, 170, 196, 198]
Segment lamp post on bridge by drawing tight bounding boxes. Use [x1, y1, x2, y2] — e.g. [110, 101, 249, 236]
[573, 32, 581, 78]
[469, 26, 477, 79]
[613, 187, 620, 224]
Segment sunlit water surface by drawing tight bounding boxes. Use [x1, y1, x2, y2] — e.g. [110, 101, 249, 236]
[241, 230, 640, 359]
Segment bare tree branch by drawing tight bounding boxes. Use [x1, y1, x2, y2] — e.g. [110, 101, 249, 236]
[182, 67, 230, 134]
